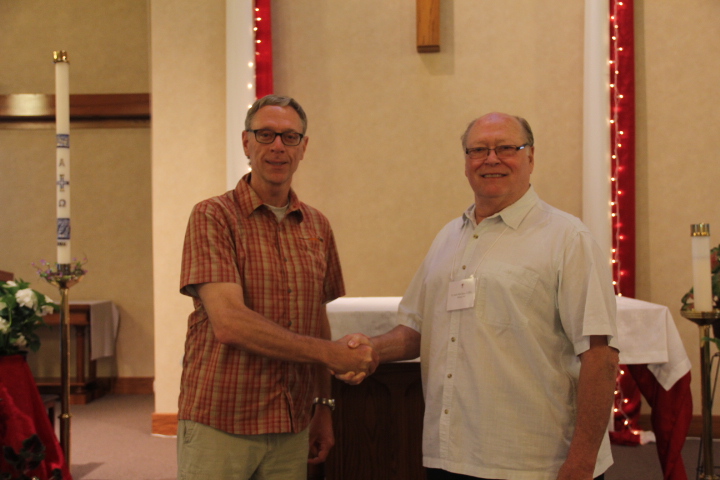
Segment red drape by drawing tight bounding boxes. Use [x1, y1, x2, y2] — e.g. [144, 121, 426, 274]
[0, 354, 71, 480]
[612, 364, 692, 480]
[254, 0, 273, 98]
[610, 0, 636, 298]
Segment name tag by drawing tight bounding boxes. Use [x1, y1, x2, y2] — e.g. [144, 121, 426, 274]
[447, 277, 476, 311]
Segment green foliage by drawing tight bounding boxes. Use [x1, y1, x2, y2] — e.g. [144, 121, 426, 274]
[0, 280, 59, 355]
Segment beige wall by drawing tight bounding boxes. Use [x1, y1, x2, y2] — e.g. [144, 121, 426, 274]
[150, 0, 226, 413]
[0, 0, 153, 379]
[4, 0, 720, 418]
[151, 0, 720, 417]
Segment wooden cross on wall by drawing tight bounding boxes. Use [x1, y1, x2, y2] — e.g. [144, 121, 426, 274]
[417, 0, 440, 53]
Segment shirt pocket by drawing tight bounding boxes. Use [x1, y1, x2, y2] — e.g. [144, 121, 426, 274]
[300, 236, 326, 279]
[475, 262, 539, 328]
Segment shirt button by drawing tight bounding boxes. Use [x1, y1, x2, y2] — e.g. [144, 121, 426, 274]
[451, 337, 456, 342]
[473, 234, 478, 239]
[444, 409, 449, 414]
[462, 265, 466, 270]
[447, 373, 452, 378]
[288, 289, 292, 293]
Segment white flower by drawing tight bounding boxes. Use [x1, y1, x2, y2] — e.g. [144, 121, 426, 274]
[0, 318, 9, 334]
[11, 334, 27, 347]
[15, 288, 37, 309]
[40, 304, 55, 316]
[4, 281, 16, 287]
[0, 300, 6, 311]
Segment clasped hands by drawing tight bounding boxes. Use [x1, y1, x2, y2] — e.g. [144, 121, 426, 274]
[329, 333, 378, 385]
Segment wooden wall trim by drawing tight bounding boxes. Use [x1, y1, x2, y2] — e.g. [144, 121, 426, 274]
[0, 93, 150, 129]
[111, 376, 155, 395]
[640, 413, 720, 439]
[152, 413, 178, 436]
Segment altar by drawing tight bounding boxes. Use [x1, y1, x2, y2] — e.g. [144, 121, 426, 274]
[324, 296, 692, 480]
[35, 300, 120, 404]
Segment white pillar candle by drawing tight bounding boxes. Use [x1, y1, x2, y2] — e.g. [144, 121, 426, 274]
[691, 223, 713, 312]
[54, 51, 71, 265]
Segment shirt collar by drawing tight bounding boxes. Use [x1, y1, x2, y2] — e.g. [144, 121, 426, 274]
[236, 173, 304, 221]
[462, 185, 538, 230]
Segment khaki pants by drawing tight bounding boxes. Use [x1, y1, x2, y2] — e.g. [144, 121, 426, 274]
[177, 419, 309, 480]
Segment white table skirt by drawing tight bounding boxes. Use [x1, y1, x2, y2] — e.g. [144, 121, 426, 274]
[327, 295, 691, 390]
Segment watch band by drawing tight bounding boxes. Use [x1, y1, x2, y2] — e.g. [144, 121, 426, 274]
[313, 397, 336, 411]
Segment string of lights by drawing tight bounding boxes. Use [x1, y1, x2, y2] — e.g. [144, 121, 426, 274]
[609, 0, 636, 299]
[609, 0, 641, 444]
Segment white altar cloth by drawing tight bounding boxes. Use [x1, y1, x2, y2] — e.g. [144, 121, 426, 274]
[70, 300, 120, 360]
[327, 296, 691, 390]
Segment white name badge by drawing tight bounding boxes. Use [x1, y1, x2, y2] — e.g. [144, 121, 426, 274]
[447, 277, 476, 311]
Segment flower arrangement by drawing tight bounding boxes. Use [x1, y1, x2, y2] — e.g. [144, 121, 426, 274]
[0, 279, 59, 356]
[32, 258, 87, 284]
[681, 243, 720, 312]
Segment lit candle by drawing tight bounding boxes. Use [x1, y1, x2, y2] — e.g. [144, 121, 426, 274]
[691, 223, 713, 312]
[54, 51, 71, 265]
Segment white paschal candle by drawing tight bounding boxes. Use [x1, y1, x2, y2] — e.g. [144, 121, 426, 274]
[691, 223, 713, 312]
[54, 51, 71, 265]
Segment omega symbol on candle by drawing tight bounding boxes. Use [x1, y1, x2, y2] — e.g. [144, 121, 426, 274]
[58, 199, 66, 208]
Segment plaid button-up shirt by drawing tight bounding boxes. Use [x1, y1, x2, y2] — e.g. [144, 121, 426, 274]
[178, 174, 345, 435]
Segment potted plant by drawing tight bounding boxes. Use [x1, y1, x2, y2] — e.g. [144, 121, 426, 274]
[0, 280, 59, 356]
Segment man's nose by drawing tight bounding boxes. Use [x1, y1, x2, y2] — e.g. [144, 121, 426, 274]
[484, 151, 501, 163]
[270, 134, 286, 149]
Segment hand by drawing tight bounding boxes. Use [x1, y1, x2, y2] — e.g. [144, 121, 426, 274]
[556, 458, 595, 480]
[326, 333, 378, 381]
[331, 333, 379, 385]
[308, 406, 334, 465]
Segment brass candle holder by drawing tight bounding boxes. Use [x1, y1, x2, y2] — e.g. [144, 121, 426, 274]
[681, 309, 720, 480]
[40, 262, 85, 464]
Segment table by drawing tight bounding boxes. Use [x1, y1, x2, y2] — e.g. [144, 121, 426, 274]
[326, 296, 692, 480]
[37, 300, 119, 404]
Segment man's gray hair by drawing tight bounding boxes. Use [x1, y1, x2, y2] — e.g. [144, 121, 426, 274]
[460, 115, 534, 149]
[245, 94, 308, 134]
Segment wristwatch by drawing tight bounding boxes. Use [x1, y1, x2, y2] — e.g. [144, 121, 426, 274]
[313, 397, 336, 412]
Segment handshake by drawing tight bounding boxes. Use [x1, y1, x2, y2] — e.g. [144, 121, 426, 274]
[328, 333, 379, 385]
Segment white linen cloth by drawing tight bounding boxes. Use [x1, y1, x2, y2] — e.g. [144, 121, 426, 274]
[69, 300, 120, 360]
[616, 295, 691, 390]
[328, 296, 690, 389]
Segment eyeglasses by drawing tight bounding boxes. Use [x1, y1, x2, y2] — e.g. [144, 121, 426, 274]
[248, 129, 304, 146]
[465, 144, 529, 160]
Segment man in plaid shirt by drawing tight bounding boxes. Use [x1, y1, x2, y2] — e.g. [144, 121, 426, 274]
[176, 95, 377, 479]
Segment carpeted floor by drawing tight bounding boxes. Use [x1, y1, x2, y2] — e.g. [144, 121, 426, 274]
[64, 394, 719, 480]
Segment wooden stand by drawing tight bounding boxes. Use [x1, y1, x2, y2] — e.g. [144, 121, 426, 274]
[322, 362, 425, 480]
[35, 303, 111, 404]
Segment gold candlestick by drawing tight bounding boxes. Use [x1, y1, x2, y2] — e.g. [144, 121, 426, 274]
[681, 309, 720, 479]
[41, 262, 85, 465]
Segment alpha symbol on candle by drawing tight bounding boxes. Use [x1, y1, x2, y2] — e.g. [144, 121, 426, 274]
[57, 218, 71, 240]
[56, 134, 69, 148]
[59, 158, 66, 167]
[57, 175, 70, 191]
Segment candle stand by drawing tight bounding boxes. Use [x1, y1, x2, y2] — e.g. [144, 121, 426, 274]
[41, 263, 84, 464]
[681, 309, 720, 480]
